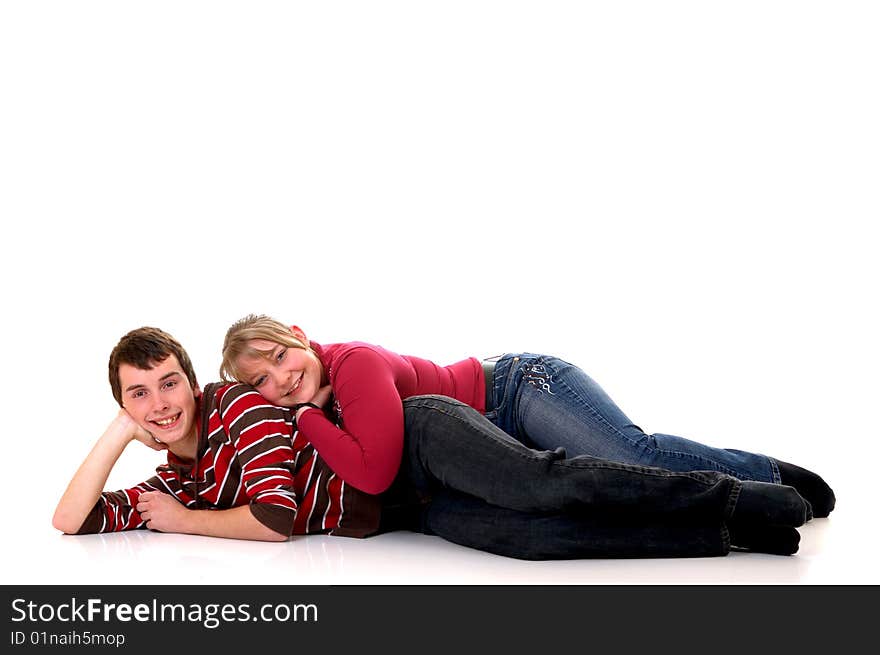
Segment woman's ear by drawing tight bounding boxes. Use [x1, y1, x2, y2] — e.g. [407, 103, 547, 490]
[290, 325, 309, 347]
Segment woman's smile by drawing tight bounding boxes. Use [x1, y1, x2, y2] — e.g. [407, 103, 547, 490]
[285, 374, 303, 398]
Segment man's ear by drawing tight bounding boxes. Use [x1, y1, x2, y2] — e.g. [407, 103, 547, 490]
[193, 385, 202, 399]
[290, 325, 309, 347]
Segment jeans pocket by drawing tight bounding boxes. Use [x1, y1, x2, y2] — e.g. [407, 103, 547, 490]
[491, 355, 519, 417]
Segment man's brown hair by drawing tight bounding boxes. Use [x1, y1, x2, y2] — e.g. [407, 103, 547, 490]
[108, 327, 199, 406]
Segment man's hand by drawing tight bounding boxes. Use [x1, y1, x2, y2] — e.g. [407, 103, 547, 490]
[113, 409, 166, 451]
[135, 492, 288, 542]
[136, 491, 190, 533]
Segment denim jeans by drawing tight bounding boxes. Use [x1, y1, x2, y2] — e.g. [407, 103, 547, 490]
[486, 353, 781, 483]
[396, 395, 742, 559]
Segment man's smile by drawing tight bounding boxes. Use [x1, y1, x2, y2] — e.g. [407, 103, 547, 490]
[151, 413, 182, 429]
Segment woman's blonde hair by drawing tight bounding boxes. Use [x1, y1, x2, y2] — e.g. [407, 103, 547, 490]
[220, 314, 310, 382]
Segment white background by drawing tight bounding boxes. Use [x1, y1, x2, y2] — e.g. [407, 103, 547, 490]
[1, 1, 877, 584]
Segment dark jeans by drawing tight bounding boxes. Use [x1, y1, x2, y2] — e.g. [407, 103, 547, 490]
[389, 395, 745, 560]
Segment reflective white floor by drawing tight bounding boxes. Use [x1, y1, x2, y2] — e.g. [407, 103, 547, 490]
[7, 479, 874, 586]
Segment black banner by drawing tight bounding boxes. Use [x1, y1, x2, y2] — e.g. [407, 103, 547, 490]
[2, 585, 875, 650]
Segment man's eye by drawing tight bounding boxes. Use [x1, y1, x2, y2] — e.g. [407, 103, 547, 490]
[132, 390, 146, 399]
[163, 380, 177, 389]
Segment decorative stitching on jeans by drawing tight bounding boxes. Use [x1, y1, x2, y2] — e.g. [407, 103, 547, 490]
[521, 361, 555, 395]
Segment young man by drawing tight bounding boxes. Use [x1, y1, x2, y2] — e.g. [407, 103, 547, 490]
[52, 327, 380, 541]
[54, 327, 810, 558]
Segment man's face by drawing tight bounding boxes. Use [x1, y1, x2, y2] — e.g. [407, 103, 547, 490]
[118, 354, 199, 450]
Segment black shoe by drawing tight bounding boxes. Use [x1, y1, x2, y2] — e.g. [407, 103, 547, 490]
[732, 481, 810, 528]
[773, 458, 836, 518]
[728, 524, 800, 555]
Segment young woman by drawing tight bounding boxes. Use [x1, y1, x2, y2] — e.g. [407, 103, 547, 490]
[219, 314, 835, 523]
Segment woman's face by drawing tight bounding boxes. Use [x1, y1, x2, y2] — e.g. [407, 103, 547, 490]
[235, 339, 324, 407]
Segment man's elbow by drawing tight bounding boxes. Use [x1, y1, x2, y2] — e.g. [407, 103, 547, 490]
[249, 515, 290, 542]
[264, 530, 289, 543]
[254, 524, 289, 542]
[51, 510, 82, 535]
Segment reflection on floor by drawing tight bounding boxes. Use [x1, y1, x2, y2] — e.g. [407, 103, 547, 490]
[9, 510, 866, 586]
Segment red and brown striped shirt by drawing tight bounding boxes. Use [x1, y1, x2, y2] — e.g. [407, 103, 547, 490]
[77, 383, 381, 538]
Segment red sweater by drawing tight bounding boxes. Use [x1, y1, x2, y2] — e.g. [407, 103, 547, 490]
[296, 342, 484, 494]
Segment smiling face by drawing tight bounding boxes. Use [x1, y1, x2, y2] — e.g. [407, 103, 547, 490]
[235, 339, 324, 407]
[118, 354, 200, 456]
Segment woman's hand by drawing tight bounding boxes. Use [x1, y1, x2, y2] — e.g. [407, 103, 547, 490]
[296, 385, 332, 423]
[308, 385, 333, 409]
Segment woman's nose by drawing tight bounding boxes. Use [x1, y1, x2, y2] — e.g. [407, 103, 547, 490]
[271, 368, 288, 389]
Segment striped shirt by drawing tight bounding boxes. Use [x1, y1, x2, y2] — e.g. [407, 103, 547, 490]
[77, 383, 381, 538]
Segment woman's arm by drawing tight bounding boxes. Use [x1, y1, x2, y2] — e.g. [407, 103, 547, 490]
[296, 347, 404, 494]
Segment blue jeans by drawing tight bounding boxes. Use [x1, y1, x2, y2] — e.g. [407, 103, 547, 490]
[394, 395, 745, 559]
[485, 353, 781, 483]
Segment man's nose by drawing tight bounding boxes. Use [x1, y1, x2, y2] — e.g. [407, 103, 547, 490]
[151, 394, 170, 413]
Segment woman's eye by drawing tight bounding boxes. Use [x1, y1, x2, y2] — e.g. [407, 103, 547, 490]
[276, 349, 287, 363]
[254, 376, 266, 387]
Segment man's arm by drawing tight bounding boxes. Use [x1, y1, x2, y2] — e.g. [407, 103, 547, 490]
[52, 410, 163, 535]
[54, 399, 289, 541]
[134, 492, 287, 541]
